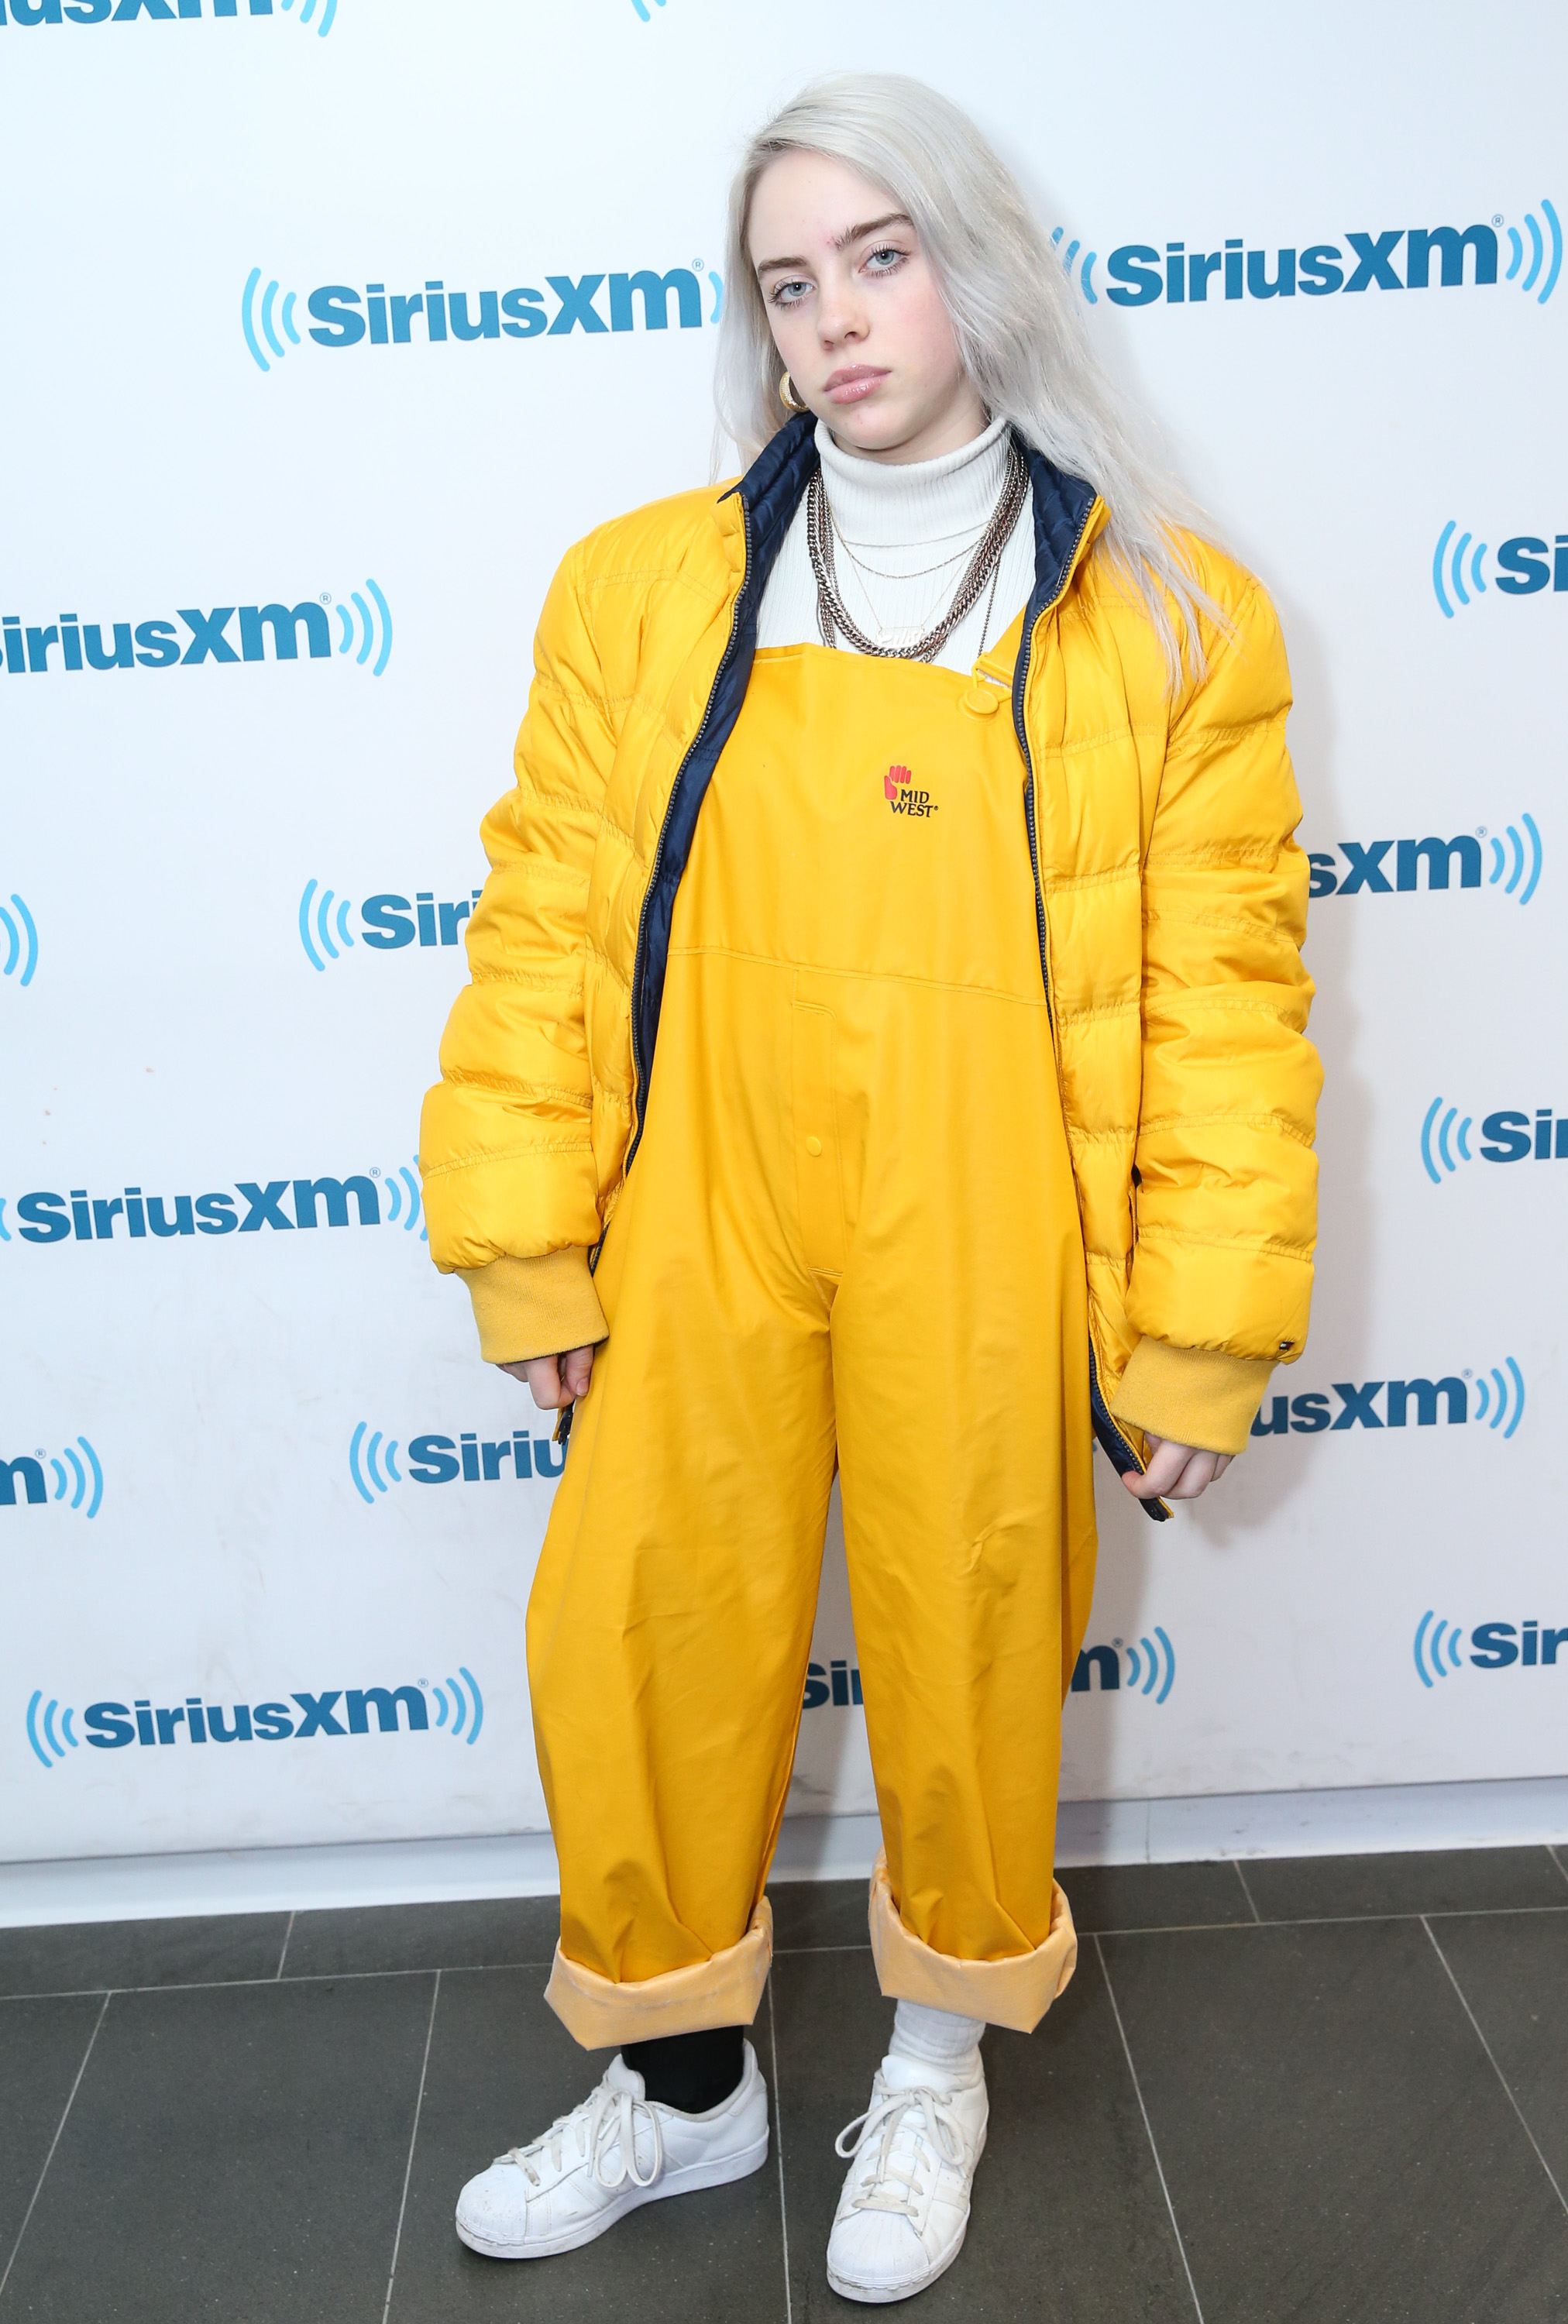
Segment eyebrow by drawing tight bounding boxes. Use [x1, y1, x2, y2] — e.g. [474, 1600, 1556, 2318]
[754, 211, 915, 274]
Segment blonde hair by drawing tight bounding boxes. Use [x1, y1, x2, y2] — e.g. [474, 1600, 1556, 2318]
[716, 72, 1221, 686]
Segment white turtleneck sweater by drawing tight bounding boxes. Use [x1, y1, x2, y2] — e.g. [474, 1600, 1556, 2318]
[756, 414, 1037, 676]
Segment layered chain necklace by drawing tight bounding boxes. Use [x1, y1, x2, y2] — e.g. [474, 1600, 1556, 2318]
[806, 438, 1030, 662]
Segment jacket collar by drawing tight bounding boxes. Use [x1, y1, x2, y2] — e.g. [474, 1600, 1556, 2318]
[725, 411, 1100, 617]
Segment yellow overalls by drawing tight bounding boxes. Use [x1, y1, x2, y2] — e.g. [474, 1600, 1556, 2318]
[529, 621, 1098, 2047]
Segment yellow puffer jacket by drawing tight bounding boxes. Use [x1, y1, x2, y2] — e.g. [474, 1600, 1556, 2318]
[420, 418, 1320, 1481]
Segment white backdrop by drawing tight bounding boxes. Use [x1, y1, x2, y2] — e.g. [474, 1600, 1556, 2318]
[3, 0, 1565, 1869]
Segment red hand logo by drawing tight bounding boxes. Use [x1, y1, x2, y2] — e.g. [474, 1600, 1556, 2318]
[884, 763, 912, 802]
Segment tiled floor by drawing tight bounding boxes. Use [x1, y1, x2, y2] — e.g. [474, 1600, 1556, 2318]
[4, 1849, 1568, 2320]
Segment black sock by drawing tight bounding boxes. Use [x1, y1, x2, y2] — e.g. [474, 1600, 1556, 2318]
[621, 2025, 745, 2114]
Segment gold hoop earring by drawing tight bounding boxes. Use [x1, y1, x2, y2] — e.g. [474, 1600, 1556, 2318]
[779, 370, 809, 415]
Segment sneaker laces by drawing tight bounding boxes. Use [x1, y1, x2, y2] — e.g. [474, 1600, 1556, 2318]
[834, 2085, 966, 2219]
[500, 2078, 664, 2194]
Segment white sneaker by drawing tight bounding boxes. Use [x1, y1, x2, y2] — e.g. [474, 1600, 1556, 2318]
[455, 2042, 770, 2260]
[826, 2051, 989, 2305]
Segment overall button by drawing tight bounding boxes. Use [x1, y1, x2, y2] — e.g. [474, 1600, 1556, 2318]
[804, 1135, 823, 1156]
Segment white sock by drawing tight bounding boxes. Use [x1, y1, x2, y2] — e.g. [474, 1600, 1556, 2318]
[886, 1999, 984, 2071]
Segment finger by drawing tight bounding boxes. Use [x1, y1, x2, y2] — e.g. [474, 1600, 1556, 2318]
[560, 1345, 596, 1401]
[525, 1357, 566, 1410]
[1163, 1450, 1219, 1501]
[1123, 1435, 1185, 1498]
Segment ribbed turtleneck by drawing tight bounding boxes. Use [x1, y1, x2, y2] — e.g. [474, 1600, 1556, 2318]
[755, 413, 1037, 676]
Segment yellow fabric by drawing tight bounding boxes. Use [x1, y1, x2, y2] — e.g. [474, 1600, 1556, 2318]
[1110, 1338, 1274, 1456]
[545, 1902, 773, 2047]
[421, 472, 1319, 1422]
[867, 1851, 1077, 2034]
[528, 641, 1098, 2043]
[460, 1247, 607, 1366]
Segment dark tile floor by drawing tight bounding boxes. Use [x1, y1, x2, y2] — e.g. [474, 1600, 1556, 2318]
[4, 1847, 1568, 2321]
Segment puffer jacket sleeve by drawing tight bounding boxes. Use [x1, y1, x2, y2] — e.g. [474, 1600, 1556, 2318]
[418, 541, 614, 1359]
[1120, 572, 1321, 1376]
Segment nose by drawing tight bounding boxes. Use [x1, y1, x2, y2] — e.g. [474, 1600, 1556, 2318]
[815, 266, 866, 350]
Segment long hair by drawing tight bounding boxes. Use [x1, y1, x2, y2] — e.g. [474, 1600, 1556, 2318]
[715, 73, 1221, 686]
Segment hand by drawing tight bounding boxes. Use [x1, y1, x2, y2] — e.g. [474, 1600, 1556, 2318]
[499, 1345, 596, 1410]
[1122, 1433, 1232, 1502]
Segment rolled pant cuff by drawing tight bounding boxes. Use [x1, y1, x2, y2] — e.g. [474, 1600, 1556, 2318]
[545, 1898, 774, 2049]
[867, 1850, 1077, 2033]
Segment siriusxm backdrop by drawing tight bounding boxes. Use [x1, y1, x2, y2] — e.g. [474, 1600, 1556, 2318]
[3, 0, 1565, 1868]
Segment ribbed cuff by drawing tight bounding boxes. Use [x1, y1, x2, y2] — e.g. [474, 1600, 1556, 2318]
[460, 1249, 607, 1367]
[1109, 1337, 1274, 1456]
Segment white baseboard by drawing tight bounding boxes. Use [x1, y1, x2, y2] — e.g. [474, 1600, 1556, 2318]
[3, 1776, 1566, 1930]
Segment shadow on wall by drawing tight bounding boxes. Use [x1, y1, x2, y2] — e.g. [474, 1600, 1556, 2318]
[786, 1484, 876, 1824]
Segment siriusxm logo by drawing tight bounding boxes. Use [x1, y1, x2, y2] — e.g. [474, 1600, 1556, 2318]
[2, 586, 390, 679]
[1054, 207, 1560, 310]
[1422, 1098, 1568, 1181]
[803, 1659, 863, 1710]
[796, 1636, 1176, 1710]
[1309, 817, 1540, 905]
[0, 1162, 424, 1247]
[298, 882, 483, 971]
[1069, 1629, 1176, 1703]
[2, 1438, 103, 1518]
[1413, 1613, 1568, 1687]
[629, 0, 665, 15]
[24, 1668, 482, 1770]
[0, 0, 335, 27]
[1433, 524, 1568, 617]
[2, 892, 37, 987]
[242, 266, 724, 374]
[1252, 1362, 1525, 1441]
[349, 1422, 566, 1504]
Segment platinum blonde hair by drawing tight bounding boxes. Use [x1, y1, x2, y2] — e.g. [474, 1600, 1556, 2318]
[716, 72, 1221, 686]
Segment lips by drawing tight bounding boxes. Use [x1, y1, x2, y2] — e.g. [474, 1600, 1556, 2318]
[824, 366, 890, 405]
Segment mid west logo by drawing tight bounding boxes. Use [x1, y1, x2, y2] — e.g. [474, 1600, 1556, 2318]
[1413, 1613, 1568, 1687]
[242, 266, 724, 374]
[1252, 1362, 1525, 1441]
[1432, 524, 1568, 617]
[2, 1438, 103, 1518]
[349, 1422, 566, 1503]
[1, 0, 336, 29]
[1052, 206, 1560, 309]
[298, 882, 483, 970]
[1422, 1099, 1568, 1183]
[24, 1668, 482, 1771]
[883, 764, 937, 817]
[1308, 817, 1541, 905]
[2, 587, 391, 679]
[2, 892, 38, 987]
[0, 1164, 425, 1247]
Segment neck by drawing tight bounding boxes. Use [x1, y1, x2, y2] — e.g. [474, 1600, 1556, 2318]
[814, 414, 1013, 550]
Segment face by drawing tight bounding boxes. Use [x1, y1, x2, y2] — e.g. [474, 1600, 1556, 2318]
[747, 148, 987, 465]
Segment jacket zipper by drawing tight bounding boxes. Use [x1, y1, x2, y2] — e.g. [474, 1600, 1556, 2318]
[1012, 502, 1156, 1500]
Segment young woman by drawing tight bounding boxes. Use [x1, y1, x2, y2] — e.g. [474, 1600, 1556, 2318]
[421, 73, 1319, 2305]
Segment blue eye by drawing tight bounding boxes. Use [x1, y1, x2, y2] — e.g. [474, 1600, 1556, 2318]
[769, 277, 813, 307]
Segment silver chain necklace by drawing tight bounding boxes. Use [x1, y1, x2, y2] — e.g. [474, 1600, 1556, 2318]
[806, 440, 1030, 662]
